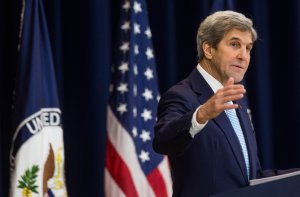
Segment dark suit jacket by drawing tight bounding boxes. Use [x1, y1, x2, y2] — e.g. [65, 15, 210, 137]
[153, 68, 262, 197]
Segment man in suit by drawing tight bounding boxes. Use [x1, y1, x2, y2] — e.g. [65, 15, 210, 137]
[153, 10, 261, 196]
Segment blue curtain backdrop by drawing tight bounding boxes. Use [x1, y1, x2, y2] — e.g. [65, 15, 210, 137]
[1, 0, 300, 196]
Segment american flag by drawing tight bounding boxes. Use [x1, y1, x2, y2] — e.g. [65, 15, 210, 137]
[104, 0, 172, 196]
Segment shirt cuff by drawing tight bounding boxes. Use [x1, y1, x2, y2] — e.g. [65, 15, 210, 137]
[189, 105, 208, 138]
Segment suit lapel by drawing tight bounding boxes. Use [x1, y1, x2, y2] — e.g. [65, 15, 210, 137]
[189, 68, 249, 182]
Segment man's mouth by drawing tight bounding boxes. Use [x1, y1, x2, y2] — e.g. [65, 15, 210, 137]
[232, 64, 244, 69]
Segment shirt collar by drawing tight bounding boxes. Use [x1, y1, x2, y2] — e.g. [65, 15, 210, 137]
[196, 64, 223, 93]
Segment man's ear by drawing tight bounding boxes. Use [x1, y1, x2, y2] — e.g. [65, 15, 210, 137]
[202, 42, 214, 59]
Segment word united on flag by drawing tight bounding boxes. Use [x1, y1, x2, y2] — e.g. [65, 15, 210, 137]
[10, 0, 68, 196]
[105, 0, 172, 196]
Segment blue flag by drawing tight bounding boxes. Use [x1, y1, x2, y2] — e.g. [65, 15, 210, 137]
[10, 0, 68, 196]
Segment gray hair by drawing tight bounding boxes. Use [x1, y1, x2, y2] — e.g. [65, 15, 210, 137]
[196, 10, 257, 61]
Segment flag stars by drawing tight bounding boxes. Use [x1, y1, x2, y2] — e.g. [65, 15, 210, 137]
[122, 1, 130, 12]
[133, 64, 138, 75]
[139, 150, 150, 163]
[141, 108, 152, 121]
[142, 88, 153, 101]
[144, 27, 152, 38]
[117, 103, 127, 115]
[140, 130, 151, 142]
[132, 126, 138, 137]
[157, 94, 161, 102]
[133, 84, 138, 96]
[134, 23, 141, 34]
[121, 21, 130, 31]
[133, 106, 137, 117]
[110, 0, 167, 178]
[133, 1, 142, 14]
[134, 45, 139, 55]
[144, 68, 154, 80]
[120, 42, 129, 53]
[145, 47, 154, 59]
[119, 62, 129, 74]
[117, 83, 128, 94]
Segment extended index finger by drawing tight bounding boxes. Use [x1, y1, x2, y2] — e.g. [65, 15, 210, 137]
[224, 77, 235, 87]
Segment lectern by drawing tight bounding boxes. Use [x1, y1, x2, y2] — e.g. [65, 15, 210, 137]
[210, 174, 300, 197]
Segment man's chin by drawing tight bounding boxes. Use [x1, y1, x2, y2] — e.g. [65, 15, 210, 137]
[232, 76, 244, 83]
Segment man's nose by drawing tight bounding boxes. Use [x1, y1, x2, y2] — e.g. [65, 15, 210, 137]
[237, 47, 249, 60]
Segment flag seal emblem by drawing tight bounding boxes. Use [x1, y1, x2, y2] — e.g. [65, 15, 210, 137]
[11, 108, 68, 197]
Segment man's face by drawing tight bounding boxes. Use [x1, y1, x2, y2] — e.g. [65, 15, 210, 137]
[211, 29, 253, 84]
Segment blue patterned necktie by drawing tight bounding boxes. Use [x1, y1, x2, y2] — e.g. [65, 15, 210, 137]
[225, 105, 250, 179]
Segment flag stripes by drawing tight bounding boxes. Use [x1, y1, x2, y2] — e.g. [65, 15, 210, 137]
[105, 0, 172, 196]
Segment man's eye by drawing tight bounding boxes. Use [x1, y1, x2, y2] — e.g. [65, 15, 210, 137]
[230, 42, 240, 47]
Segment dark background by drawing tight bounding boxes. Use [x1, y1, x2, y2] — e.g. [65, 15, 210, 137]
[1, 0, 300, 196]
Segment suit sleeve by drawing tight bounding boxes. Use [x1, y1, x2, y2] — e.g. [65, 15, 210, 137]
[153, 89, 196, 156]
